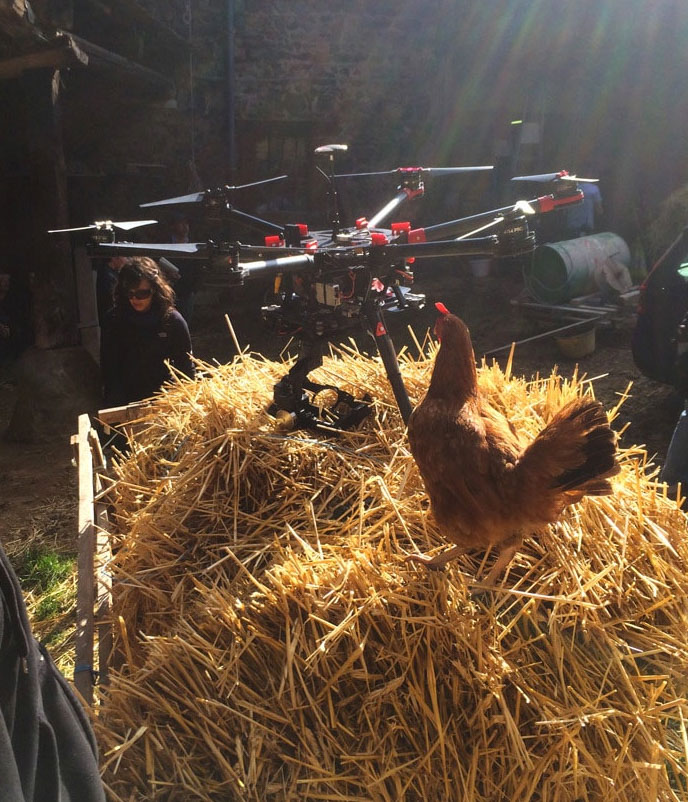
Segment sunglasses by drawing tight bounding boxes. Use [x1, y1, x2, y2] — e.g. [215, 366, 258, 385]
[128, 288, 153, 300]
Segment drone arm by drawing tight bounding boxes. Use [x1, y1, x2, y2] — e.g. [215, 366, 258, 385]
[408, 190, 584, 242]
[367, 186, 424, 229]
[238, 253, 314, 279]
[413, 205, 524, 241]
[367, 192, 408, 229]
[373, 237, 499, 260]
[528, 191, 584, 212]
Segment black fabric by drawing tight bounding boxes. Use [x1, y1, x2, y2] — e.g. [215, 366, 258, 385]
[95, 264, 118, 325]
[0, 543, 105, 802]
[632, 227, 688, 388]
[100, 305, 194, 406]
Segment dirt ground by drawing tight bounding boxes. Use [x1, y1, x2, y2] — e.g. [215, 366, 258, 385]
[0, 257, 682, 560]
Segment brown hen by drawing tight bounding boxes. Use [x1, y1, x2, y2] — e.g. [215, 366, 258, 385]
[406, 304, 619, 584]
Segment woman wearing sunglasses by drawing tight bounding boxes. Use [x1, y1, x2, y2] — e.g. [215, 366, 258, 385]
[100, 256, 194, 407]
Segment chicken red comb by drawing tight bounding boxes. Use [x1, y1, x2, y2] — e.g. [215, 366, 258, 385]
[435, 302, 450, 315]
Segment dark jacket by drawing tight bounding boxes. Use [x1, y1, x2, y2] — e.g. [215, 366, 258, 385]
[100, 304, 194, 407]
[0, 543, 105, 802]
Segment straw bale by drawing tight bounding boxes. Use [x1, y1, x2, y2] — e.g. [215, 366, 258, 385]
[95, 342, 688, 801]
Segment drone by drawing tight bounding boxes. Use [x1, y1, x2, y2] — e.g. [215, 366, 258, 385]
[62, 146, 586, 432]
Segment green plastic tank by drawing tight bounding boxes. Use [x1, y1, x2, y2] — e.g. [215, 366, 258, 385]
[524, 232, 631, 304]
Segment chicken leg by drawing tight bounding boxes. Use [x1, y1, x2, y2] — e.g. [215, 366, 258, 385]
[481, 533, 523, 586]
[404, 544, 465, 570]
[405, 531, 523, 584]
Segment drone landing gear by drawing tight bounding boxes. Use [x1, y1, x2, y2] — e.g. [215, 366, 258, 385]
[268, 343, 372, 433]
[362, 304, 413, 424]
[269, 375, 372, 433]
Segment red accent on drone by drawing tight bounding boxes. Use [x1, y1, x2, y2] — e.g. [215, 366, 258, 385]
[391, 221, 411, 234]
[435, 302, 450, 315]
[408, 228, 426, 243]
[264, 235, 283, 247]
[536, 195, 556, 214]
[297, 223, 309, 236]
[375, 322, 387, 337]
[304, 239, 319, 250]
[370, 232, 389, 245]
[355, 217, 368, 229]
[553, 190, 584, 208]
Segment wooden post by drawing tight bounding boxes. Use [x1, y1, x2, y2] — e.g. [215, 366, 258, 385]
[22, 67, 77, 350]
[89, 427, 113, 688]
[75, 413, 95, 704]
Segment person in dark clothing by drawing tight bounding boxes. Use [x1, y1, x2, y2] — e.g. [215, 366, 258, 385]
[95, 256, 130, 325]
[100, 257, 194, 407]
[1, 541, 106, 802]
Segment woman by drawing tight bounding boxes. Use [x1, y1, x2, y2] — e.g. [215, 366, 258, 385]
[100, 256, 194, 406]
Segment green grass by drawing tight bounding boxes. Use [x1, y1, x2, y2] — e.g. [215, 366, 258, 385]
[18, 548, 74, 593]
[15, 547, 78, 675]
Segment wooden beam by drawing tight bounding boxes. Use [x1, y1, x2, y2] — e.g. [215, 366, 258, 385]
[67, 31, 175, 96]
[89, 427, 113, 689]
[75, 412, 95, 705]
[0, 34, 88, 81]
[0, 29, 174, 95]
[77, 0, 190, 48]
[22, 66, 77, 349]
[0, 2, 35, 38]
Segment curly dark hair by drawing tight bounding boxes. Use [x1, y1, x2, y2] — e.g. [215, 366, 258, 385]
[114, 257, 176, 316]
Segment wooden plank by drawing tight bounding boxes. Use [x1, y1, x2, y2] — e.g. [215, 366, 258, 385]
[87, 429, 114, 687]
[94, 497, 112, 688]
[74, 413, 95, 705]
[97, 400, 152, 430]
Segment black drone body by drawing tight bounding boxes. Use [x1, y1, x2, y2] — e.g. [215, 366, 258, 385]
[61, 147, 586, 432]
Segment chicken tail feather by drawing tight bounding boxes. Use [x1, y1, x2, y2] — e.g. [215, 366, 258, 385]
[519, 397, 619, 495]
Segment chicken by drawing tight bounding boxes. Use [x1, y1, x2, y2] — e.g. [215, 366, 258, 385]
[406, 303, 619, 584]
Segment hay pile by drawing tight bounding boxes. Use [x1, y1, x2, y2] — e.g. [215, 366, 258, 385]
[96, 339, 688, 801]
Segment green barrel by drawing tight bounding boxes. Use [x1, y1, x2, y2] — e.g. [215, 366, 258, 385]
[524, 232, 631, 304]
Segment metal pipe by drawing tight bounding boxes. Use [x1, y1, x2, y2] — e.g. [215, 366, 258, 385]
[226, 0, 236, 178]
[482, 316, 605, 358]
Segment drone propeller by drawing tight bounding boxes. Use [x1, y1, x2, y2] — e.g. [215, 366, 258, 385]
[335, 165, 493, 179]
[140, 174, 289, 208]
[511, 170, 599, 183]
[94, 242, 210, 260]
[335, 164, 494, 178]
[48, 219, 158, 234]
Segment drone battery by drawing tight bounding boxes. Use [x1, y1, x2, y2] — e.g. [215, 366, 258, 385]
[315, 282, 341, 307]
